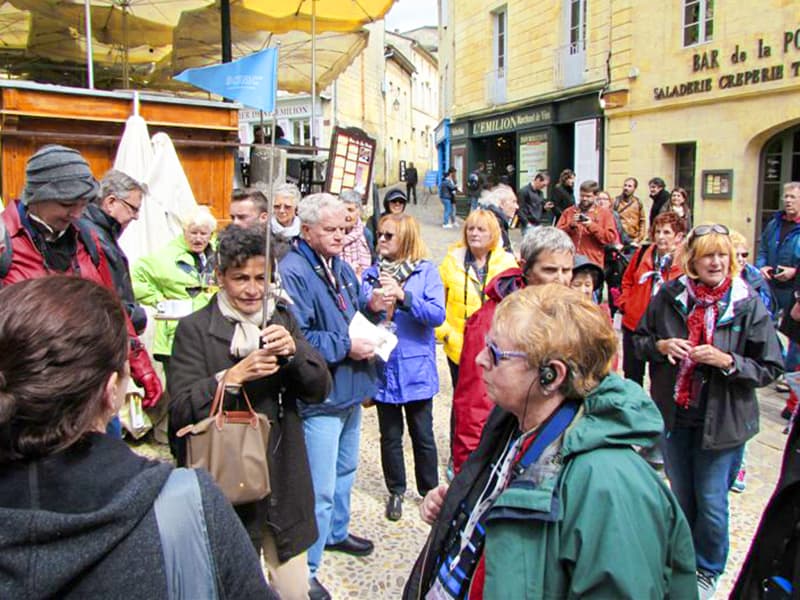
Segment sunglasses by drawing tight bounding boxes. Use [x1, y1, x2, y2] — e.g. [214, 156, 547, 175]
[687, 223, 729, 245]
[274, 203, 294, 211]
[484, 337, 527, 367]
[736, 251, 749, 259]
[377, 231, 395, 241]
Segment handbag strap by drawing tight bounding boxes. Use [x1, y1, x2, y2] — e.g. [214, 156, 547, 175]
[208, 378, 256, 417]
[154, 468, 220, 600]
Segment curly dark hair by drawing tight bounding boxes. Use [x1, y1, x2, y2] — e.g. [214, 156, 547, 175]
[216, 225, 288, 273]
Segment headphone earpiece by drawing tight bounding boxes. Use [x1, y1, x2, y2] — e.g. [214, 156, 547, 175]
[539, 364, 557, 387]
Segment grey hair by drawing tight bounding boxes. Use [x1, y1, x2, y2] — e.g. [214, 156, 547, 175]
[180, 205, 217, 231]
[272, 182, 301, 206]
[784, 181, 800, 193]
[482, 184, 516, 208]
[339, 189, 362, 206]
[96, 169, 147, 205]
[297, 192, 344, 225]
[520, 226, 575, 269]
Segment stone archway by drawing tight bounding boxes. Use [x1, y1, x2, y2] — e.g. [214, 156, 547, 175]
[757, 122, 800, 236]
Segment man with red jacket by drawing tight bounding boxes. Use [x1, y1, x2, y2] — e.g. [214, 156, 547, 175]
[450, 226, 575, 473]
[0, 145, 162, 407]
[556, 179, 618, 268]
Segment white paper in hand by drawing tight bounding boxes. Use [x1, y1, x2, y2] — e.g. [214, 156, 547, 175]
[349, 311, 398, 362]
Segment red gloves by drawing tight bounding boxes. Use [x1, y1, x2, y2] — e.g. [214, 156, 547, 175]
[129, 340, 163, 408]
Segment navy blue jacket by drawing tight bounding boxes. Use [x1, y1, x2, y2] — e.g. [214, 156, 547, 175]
[279, 239, 377, 416]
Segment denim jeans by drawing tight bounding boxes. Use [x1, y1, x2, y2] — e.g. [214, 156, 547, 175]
[303, 405, 362, 576]
[376, 400, 438, 497]
[663, 427, 744, 576]
[440, 197, 454, 225]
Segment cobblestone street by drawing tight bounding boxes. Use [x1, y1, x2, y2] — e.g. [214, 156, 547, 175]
[132, 189, 791, 598]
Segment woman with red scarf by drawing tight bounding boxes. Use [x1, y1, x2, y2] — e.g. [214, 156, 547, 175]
[634, 224, 783, 600]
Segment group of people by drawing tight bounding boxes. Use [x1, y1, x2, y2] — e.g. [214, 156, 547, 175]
[1, 142, 799, 600]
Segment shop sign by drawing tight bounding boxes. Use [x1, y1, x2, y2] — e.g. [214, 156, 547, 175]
[239, 103, 310, 122]
[435, 119, 450, 145]
[653, 29, 800, 101]
[450, 123, 468, 139]
[471, 106, 552, 137]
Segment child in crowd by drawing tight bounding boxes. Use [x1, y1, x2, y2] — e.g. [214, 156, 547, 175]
[571, 255, 619, 370]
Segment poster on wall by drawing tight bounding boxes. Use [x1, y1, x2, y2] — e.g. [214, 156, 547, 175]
[325, 126, 377, 203]
[518, 131, 548, 191]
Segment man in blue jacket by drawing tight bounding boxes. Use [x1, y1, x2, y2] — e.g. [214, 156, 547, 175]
[757, 181, 800, 402]
[279, 193, 378, 600]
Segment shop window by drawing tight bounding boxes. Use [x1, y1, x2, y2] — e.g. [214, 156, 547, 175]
[675, 142, 696, 207]
[683, 0, 714, 47]
[488, 7, 508, 104]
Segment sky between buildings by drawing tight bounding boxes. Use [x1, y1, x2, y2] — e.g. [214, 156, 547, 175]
[384, 0, 438, 32]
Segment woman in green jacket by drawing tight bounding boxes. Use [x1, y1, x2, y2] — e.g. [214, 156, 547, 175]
[405, 284, 696, 599]
[132, 206, 217, 370]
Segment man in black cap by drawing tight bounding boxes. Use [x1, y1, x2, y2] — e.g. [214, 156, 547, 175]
[0, 145, 162, 408]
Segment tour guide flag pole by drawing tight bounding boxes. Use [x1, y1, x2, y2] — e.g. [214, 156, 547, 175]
[173, 48, 279, 113]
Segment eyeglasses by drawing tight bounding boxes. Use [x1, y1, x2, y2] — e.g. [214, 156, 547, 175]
[377, 231, 395, 241]
[484, 337, 527, 367]
[274, 204, 294, 211]
[116, 195, 141, 216]
[687, 223, 729, 245]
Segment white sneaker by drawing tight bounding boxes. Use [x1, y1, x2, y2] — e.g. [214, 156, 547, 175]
[442, 223, 453, 229]
[697, 570, 718, 600]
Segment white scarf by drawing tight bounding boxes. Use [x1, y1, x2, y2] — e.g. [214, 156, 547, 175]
[216, 292, 263, 358]
[271, 216, 301, 240]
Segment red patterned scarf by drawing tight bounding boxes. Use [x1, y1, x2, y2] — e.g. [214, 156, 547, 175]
[673, 277, 732, 409]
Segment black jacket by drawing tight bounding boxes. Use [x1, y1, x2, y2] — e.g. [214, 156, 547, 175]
[406, 166, 418, 186]
[517, 183, 546, 227]
[0, 433, 273, 599]
[551, 183, 574, 222]
[168, 298, 332, 562]
[634, 276, 783, 449]
[731, 417, 800, 598]
[648, 188, 671, 226]
[80, 204, 146, 333]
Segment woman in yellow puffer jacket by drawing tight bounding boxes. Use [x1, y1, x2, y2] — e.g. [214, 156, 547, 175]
[436, 209, 518, 388]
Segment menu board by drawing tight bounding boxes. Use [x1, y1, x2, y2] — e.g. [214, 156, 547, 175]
[517, 131, 548, 189]
[325, 127, 377, 202]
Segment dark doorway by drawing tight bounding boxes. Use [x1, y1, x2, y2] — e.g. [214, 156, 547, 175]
[760, 125, 800, 234]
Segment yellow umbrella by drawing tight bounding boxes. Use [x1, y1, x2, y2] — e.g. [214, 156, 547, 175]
[236, 0, 395, 32]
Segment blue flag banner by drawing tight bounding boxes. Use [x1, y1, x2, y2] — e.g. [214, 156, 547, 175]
[174, 48, 279, 113]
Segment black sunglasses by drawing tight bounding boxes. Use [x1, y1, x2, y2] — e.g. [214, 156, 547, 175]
[377, 231, 395, 241]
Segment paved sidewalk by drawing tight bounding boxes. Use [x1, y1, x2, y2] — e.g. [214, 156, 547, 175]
[133, 190, 790, 598]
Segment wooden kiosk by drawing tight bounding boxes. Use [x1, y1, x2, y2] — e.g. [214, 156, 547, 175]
[0, 81, 240, 219]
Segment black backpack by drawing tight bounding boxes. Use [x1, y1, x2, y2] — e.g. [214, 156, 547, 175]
[466, 172, 480, 192]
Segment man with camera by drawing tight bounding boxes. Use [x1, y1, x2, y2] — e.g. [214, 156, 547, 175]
[556, 179, 617, 268]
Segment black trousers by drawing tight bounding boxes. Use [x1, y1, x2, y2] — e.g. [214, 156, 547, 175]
[406, 183, 417, 204]
[622, 327, 646, 387]
[376, 399, 438, 496]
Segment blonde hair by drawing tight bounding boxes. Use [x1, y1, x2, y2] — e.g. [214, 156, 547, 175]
[729, 229, 748, 249]
[461, 209, 501, 250]
[378, 214, 427, 261]
[682, 226, 741, 279]
[493, 284, 617, 399]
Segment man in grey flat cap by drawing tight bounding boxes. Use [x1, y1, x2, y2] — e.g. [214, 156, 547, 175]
[0, 144, 162, 408]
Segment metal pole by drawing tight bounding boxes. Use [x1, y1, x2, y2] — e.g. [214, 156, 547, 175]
[262, 43, 280, 326]
[310, 0, 316, 148]
[221, 0, 232, 63]
[121, 1, 129, 86]
[83, 0, 94, 89]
